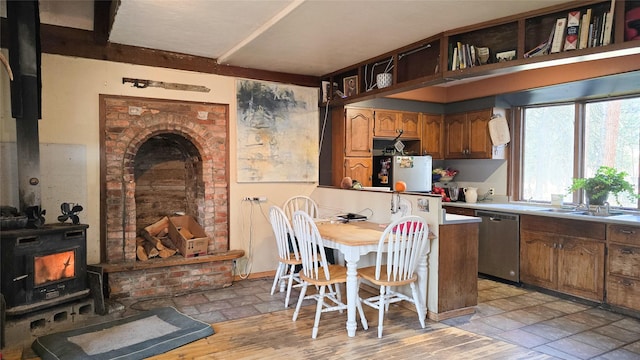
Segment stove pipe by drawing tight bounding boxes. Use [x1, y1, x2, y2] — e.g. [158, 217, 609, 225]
[7, 1, 44, 225]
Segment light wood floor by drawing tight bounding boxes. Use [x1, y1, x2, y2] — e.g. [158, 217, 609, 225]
[149, 304, 553, 360]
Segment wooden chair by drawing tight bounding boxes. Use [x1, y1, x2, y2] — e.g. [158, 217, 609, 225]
[269, 206, 302, 308]
[358, 215, 430, 338]
[291, 211, 368, 339]
[282, 195, 318, 220]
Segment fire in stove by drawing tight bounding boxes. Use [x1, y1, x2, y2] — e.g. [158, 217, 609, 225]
[34, 250, 76, 286]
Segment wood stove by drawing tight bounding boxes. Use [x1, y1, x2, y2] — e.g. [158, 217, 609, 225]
[1, 223, 89, 316]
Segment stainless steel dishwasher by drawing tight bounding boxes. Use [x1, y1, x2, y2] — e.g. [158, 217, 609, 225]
[475, 210, 520, 282]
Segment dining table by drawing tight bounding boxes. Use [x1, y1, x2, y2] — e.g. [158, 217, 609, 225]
[315, 219, 429, 337]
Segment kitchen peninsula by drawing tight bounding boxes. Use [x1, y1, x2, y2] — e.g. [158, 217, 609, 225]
[310, 186, 481, 321]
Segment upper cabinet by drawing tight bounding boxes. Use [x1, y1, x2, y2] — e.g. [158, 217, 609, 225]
[422, 113, 444, 159]
[331, 107, 374, 187]
[373, 110, 421, 139]
[320, 0, 640, 105]
[444, 109, 493, 159]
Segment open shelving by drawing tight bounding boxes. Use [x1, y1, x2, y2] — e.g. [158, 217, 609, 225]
[320, 0, 640, 106]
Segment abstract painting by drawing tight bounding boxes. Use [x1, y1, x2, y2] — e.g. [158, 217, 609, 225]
[236, 79, 319, 182]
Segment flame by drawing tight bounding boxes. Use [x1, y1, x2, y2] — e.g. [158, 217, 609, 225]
[34, 250, 75, 286]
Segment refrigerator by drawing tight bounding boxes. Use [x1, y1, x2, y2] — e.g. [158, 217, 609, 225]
[372, 155, 432, 192]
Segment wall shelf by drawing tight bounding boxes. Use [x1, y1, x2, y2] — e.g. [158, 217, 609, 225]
[320, 0, 640, 106]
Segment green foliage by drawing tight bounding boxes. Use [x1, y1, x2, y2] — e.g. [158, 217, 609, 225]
[568, 166, 640, 205]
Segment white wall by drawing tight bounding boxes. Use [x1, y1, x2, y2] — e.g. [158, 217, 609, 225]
[0, 51, 318, 274]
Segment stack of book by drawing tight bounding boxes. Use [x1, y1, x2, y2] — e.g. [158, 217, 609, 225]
[450, 42, 489, 70]
[524, 0, 615, 58]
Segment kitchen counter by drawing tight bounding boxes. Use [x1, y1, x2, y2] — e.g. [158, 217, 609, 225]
[443, 201, 640, 225]
[442, 213, 482, 225]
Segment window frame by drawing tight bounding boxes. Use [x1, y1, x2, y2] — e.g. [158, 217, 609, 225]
[513, 94, 640, 210]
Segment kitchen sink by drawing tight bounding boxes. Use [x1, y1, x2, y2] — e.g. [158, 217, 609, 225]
[538, 208, 581, 213]
[572, 210, 625, 217]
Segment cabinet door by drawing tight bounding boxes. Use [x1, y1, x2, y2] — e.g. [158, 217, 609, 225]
[343, 157, 372, 187]
[421, 113, 444, 159]
[345, 108, 373, 157]
[398, 111, 420, 139]
[520, 230, 557, 289]
[373, 110, 398, 138]
[444, 113, 467, 158]
[466, 109, 492, 159]
[557, 237, 605, 301]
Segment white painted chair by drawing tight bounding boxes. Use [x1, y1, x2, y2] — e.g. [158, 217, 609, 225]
[269, 206, 302, 308]
[291, 211, 368, 339]
[282, 195, 318, 220]
[358, 215, 430, 338]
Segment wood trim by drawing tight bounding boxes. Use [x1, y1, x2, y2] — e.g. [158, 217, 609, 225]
[0, 18, 319, 88]
[95, 250, 244, 273]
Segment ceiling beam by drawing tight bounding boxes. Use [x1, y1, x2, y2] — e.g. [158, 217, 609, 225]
[217, 0, 305, 64]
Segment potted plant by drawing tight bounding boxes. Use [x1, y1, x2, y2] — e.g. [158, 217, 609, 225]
[567, 166, 640, 206]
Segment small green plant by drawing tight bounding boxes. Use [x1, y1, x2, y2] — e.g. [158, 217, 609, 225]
[568, 166, 640, 205]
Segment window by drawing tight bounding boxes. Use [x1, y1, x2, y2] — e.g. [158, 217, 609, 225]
[520, 97, 640, 209]
[522, 104, 575, 202]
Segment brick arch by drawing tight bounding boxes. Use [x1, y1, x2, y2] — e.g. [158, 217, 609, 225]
[101, 96, 228, 264]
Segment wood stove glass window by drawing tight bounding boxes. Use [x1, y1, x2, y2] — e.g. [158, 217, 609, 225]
[34, 249, 76, 286]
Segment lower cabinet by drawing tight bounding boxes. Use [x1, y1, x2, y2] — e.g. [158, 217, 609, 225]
[606, 224, 640, 311]
[433, 222, 478, 320]
[520, 215, 606, 302]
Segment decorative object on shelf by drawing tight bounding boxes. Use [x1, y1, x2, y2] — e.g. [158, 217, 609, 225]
[58, 202, 83, 224]
[495, 50, 516, 62]
[626, 6, 640, 41]
[343, 75, 359, 97]
[567, 166, 640, 205]
[476, 47, 490, 64]
[376, 73, 392, 89]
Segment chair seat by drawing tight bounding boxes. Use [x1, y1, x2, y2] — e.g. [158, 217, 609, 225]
[280, 254, 302, 266]
[358, 266, 417, 287]
[299, 264, 347, 286]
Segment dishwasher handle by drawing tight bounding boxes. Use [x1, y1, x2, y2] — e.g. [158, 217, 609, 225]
[475, 211, 519, 222]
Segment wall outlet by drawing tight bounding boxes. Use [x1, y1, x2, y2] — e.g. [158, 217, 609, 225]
[488, 188, 495, 196]
[253, 196, 267, 202]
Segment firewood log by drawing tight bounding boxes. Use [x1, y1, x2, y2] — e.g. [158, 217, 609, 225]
[144, 216, 170, 236]
[158, 247, 177, 258]
[141, 229, 165, 250]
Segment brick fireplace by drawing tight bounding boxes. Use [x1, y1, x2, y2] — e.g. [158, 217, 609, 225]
[97, 95, 241, 300]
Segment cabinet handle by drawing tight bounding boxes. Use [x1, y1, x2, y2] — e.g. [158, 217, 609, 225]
[620, 229, 636, 235]
[558, 243, 563, 250]
[553, 243, 557, 249]
[621, 279, 633, 287]
[620, 248, 633, 255]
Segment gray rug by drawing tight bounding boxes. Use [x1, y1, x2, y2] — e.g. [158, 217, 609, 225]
[32, 307, 214, 360]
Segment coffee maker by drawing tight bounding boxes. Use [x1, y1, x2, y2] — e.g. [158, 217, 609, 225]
[444, 182, 460, 202]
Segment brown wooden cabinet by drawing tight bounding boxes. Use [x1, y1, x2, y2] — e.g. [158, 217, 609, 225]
[606, 224, 640, 311]
[421, 113, 444, 159]
[373, 110, 420, 139]
[433, 222, 478, 320]
[520, 215, 606, 301]
[443, 206, 475, 217]
[444, 109, 493, 159]
[331, 107, 373, 187]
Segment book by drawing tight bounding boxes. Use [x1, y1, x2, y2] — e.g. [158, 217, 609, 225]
[579, 8, 592, 49]
[603, 0, 615, 46]
[550, 18, 567, 53]
[451, 47, 459, 70]
[563, 10, 581, 50]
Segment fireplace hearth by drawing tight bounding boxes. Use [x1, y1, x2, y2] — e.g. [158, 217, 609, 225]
[1, 223, 89, 316]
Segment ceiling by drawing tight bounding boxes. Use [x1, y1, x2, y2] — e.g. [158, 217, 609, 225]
[23, 0, 571, 77]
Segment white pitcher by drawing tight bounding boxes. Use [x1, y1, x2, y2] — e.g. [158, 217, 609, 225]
[464, 187, 478, 203]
